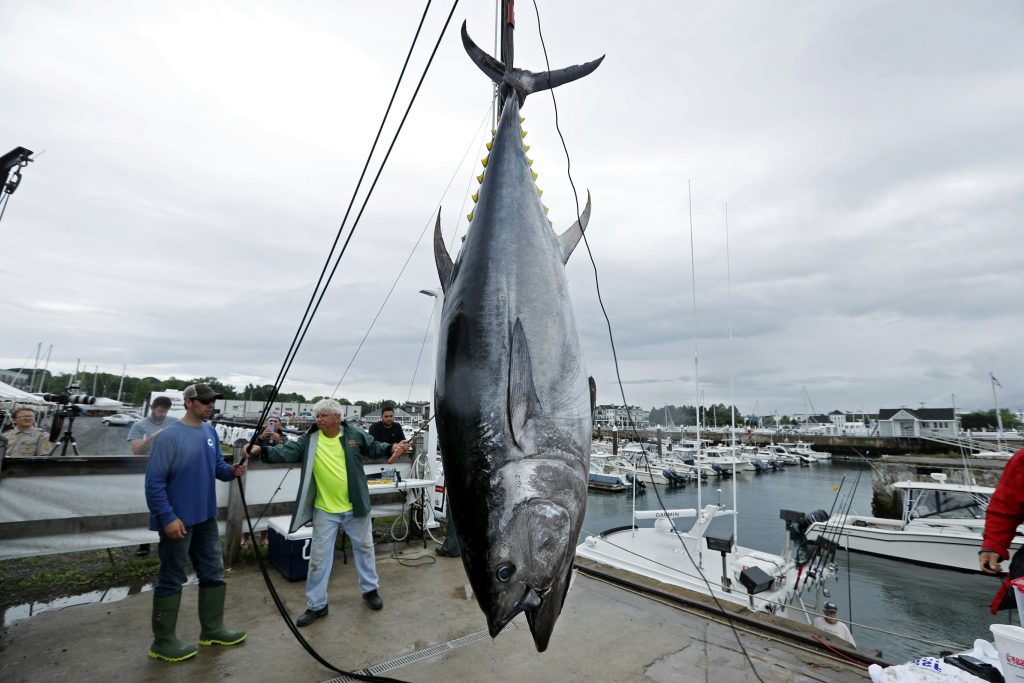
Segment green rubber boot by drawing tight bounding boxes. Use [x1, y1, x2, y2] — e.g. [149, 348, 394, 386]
[149, 593, 198, 662]
[198, 584, 247, 646]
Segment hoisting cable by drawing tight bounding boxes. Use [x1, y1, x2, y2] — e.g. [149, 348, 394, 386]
[530, 3, 766, 680]
[254, 0, 436, 434]
[329, 104, 492, 399]
[234, 2, 461, 680]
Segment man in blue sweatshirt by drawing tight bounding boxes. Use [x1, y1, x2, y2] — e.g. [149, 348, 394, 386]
[144, 383, 247, 662]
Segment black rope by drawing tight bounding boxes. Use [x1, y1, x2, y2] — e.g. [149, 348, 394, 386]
[530, 3, 768, 680]
[253, 0, 446, 439]
[237, 482, 405, 682]
[329, 104, 491, 398]
[234, 2, 460, 679]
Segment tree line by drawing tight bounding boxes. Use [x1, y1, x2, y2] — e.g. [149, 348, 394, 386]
[23, 370, 394, 413]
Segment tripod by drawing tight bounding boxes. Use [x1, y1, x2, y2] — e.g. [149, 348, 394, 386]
[49, 414, 81, 456]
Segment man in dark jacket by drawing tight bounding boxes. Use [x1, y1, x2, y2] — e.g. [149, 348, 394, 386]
[246, 399, 409, 626]
[368, 403, 406, 450]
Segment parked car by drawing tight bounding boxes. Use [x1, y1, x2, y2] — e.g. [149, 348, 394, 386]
[102, 413, 138, 426]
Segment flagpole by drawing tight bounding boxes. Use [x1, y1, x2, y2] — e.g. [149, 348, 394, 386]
[991, 373, 1004, 454]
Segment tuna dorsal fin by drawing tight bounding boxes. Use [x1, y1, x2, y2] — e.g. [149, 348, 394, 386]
[509, 318, 542, 454]
[556, 190, 592, 264]
[588, 376, 597, 418]
[433, 212, 453, 293]
[462, 22, 604, 107]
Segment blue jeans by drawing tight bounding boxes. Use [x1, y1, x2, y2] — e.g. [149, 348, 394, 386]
[154, 517, 224, 598]
[306, 507, 378, 610]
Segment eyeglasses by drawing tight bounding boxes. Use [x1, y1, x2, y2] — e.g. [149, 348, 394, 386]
[191, 398, 215, 405]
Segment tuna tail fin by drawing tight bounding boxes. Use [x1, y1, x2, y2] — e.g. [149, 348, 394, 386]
[462, 22, 604, 107]
[556, 190, 592, 264]
[433, 212, 454, 293]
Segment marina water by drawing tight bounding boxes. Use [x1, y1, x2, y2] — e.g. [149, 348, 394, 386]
[582, 460, 1007, 662]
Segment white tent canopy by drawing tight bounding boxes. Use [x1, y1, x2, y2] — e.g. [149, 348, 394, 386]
[0, 380, 50, 405]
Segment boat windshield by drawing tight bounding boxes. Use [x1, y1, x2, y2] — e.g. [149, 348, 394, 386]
[908, 488, 988, 521]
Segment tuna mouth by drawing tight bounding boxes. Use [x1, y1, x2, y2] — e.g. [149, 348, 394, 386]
[486, 585, 548, 637]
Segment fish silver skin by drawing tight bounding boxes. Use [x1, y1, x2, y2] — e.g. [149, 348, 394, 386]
[432, 24, 601, 652]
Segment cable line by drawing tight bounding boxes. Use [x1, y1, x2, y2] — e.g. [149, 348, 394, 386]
[235, 3, 460, 680]
[530, 2, 766, 680]
[329, 105, 492, 399]
[254, 0, 442, 436]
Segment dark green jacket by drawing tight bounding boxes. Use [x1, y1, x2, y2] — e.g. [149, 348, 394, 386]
[263, 421, 392, 533]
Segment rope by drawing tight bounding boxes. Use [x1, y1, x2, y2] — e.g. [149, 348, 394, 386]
[529, 2, 766, 681]
[234, 2, 460, 678]
[253, 0, 457, 437]
[329, 105, 492, 399]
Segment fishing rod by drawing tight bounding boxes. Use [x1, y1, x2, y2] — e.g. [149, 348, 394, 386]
[793, 475, 846, 591]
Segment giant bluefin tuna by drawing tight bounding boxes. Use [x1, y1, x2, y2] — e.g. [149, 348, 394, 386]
[431, 22, 603, 652]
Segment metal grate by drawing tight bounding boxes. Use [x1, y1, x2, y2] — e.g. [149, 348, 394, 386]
[322, 624, 514, 683]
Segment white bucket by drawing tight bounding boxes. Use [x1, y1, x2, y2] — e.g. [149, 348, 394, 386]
[1013, 577, 1024, 627]
[991, 623, 1024, 681]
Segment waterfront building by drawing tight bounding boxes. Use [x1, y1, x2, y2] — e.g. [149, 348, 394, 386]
[876, 407, 957, 438]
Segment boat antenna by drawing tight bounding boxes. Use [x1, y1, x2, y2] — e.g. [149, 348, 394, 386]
[952, 393, 976, 486]
[725, 203, 738, 545]
[990, 372, 1005, 454]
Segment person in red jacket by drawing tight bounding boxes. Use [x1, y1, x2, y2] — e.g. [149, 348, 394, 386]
[979, 447, 1024, 612]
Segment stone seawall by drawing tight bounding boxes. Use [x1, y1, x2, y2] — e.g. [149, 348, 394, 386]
[870, 455, 1008, 518]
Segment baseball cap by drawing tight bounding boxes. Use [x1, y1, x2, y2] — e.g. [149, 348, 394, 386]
[182, 383, 223, 402]
[823, 602, 838, 612]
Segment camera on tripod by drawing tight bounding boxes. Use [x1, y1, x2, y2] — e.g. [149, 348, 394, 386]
[44, 384, 95, 454]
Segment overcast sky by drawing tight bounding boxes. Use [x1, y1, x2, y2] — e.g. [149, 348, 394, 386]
[2, 1, 1022, 416]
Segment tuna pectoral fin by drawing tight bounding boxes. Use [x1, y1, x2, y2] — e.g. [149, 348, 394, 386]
[433, 212, 454, 293]
[462, 22, 604, 106]
[509, 318, 542, 454]
[556, 190, 592, 264]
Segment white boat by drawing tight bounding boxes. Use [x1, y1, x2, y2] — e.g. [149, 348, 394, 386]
[760, 444, 810, 465]
[790, 440, 831, 461]
[802, 473, 1024, 572]
[577, 504, 833, 622]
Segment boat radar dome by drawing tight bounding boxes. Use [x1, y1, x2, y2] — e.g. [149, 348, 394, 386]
[929, 472, 949, 484]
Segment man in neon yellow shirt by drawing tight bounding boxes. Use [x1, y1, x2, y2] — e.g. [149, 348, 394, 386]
[248, 399, 409, 626]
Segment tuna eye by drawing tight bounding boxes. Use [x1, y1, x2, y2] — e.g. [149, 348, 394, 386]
[496, 564, 515, 583]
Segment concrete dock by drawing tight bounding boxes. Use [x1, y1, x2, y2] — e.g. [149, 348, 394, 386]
[1, 543, 871, 683]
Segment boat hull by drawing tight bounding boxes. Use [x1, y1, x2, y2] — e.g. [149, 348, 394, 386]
[804, 516, 1024, 573]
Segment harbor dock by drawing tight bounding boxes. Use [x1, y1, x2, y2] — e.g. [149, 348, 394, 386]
[2, 544, 872, 683]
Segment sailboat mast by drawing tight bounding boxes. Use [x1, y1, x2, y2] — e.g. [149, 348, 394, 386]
[687, 179, 702, 561]
[726, 203, 738, 546]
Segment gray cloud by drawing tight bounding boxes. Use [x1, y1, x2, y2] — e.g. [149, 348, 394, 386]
[2, 1, 1022, 417]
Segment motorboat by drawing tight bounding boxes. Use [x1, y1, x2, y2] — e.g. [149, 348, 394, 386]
[577, 504, 835, 622]
[760, 444, 810, 465]
[800, 473, 1023, 572]
[789, 441, 831, 461]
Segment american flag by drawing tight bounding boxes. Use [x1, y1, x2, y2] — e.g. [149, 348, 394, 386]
[990, 372, 1003, 389]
